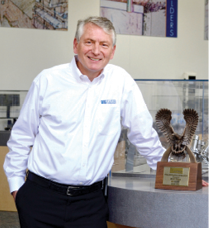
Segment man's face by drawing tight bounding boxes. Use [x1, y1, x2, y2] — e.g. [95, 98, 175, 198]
[73, 23, 116, 80]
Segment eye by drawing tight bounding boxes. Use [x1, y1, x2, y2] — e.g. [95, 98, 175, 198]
[102, 43, 109, 48]
[85, 40, 92, 45]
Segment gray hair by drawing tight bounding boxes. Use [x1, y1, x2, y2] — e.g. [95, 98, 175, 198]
[75, 16, 116, 47]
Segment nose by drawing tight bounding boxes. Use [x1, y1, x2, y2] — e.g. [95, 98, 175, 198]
[92, 43, 100, 55]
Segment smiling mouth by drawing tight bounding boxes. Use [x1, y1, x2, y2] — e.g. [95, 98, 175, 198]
[88, 57, 101, 61]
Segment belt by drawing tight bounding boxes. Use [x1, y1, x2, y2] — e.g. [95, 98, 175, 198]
[27, 171, 103, 197]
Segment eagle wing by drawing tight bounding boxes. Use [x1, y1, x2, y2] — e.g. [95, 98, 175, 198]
[155, 109, 175, 145]
[182, 109, 198, 145]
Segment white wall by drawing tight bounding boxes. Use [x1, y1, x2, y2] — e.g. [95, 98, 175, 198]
[0, 0, 208, 90]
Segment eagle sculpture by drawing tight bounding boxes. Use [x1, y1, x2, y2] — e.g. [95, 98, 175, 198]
[155, 109, 198, 158]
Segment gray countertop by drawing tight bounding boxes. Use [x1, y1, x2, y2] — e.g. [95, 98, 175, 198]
[107, 175, 208, 228]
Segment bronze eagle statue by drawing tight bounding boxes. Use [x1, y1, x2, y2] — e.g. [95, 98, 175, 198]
[155, 109, 198, 158]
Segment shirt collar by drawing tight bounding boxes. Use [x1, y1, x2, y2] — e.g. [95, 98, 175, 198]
[71, 55, 83, 80]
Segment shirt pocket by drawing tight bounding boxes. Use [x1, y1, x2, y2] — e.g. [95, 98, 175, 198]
[98, 103, 120, 135]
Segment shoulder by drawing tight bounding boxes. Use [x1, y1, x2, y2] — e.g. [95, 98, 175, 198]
[33, 63, 70, 84]
[105, 64, 129, 76]
[105, 64, 136, 87]
[40, 63, 70, 77]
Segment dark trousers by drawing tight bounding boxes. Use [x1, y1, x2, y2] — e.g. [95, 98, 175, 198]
[15, 179, 109, 228]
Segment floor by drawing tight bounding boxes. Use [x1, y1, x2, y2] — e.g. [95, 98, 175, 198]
[0, 211, 20, 228]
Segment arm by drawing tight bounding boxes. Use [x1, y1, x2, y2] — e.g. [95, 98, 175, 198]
[3, 79, 41, 194]
[121, 81, 165, 170]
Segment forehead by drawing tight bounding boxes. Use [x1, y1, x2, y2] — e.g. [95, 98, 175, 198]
[82, 23, 113, 43]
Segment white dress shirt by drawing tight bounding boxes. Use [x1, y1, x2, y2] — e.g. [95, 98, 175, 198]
[4, 56, 165, 193]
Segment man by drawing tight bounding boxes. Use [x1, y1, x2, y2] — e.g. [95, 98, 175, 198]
[4, 16, 167, 228]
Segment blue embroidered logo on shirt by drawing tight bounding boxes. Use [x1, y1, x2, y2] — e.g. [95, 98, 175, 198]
[101, 100, 116, 104]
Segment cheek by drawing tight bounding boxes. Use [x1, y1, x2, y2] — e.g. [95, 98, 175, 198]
[106, 51, 114, 60]
[110, 53, 114, 60]
[78, 47, 91, 56]
[110, 50, 115, 59]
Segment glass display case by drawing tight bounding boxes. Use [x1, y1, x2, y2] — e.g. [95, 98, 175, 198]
[0, 80, 208, 174]
[112, 80, 208, 175]
[0, 90, 27, 131]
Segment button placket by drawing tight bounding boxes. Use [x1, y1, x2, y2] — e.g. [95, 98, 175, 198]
[81, 86, 93, 173]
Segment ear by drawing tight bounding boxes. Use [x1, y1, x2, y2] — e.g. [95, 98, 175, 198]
[110, 45, 116, 60]
[73, 38, 78, 54]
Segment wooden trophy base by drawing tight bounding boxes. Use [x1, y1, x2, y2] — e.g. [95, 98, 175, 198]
[155, 161, 202, 191]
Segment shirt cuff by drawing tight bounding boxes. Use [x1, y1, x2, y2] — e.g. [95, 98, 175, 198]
[8, 177, 25, 193]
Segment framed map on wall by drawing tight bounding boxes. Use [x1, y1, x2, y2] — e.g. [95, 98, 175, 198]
[0, 0, 68, 30]
[100, 0, 178, 38]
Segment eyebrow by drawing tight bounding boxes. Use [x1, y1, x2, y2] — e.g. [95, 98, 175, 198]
[85, 38, 110, 44]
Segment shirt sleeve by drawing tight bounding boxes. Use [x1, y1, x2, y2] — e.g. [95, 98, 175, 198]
[3, 78, 41, 193]
[121, 79, 165, 170]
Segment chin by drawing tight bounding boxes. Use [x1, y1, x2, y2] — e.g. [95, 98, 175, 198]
[88, 65, 103, 72]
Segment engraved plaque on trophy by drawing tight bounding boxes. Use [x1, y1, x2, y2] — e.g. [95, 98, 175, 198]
[154, 109, 202, 191]
[163, 167, 190, 186]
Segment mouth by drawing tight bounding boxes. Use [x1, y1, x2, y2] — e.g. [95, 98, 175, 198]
[88, 56, 101, 61]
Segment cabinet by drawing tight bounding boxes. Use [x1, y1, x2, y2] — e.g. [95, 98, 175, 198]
[0, 146, 16, 211]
